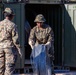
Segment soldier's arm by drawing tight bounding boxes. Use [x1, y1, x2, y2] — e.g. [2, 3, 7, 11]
[28, 28, 36, 49]
[45, 27, 54, 50]
[46, 27, 54, 59]
[12, 24, 22, 57]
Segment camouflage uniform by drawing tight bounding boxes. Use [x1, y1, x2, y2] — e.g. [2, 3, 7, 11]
[29, 14, 54, 49]
[29, 24, 54, 45]
[29, 14, 54, 75]
[0, 8, 21, 75]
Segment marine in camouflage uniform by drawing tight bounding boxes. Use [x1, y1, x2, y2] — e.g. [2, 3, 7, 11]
[29, 14, 54, 75]
[0, 8, 21, 75]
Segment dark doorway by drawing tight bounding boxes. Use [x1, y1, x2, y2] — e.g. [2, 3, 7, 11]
[25, 4, 62, 66]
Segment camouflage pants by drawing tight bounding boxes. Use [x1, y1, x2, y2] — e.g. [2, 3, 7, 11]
[0, 47, 17, 75]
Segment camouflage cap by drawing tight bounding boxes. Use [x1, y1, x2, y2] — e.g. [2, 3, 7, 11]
[3, 7, 15, 15]
[34, 14, 46, 22]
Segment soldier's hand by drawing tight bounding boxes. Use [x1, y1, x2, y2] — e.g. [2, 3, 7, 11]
[19, 51, 22, 58]
[45, 42, 51, 51]
[17, 48, 22, 58]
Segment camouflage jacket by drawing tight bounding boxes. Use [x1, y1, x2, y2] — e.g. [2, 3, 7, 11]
[0, 19, 20, 49]
[29, 24, 54, 45]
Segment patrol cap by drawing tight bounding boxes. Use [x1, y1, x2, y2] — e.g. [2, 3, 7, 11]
[34, 14, 46, 22]
[3, 7, 15, 15]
